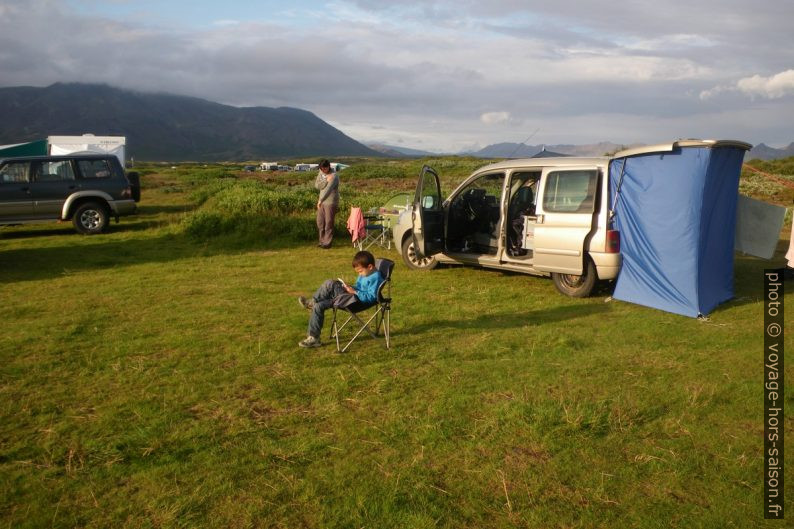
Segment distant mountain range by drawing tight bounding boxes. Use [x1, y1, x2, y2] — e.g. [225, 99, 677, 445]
[747, 142, 794, 160]
[469, 141, 794, 160]
[2, 83, 790, 162]
[0, 83, 381, 161]
[366, 143, 438, 157]
[467, 142, 635, 158]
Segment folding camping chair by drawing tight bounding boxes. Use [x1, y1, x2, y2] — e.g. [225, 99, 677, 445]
[356, 211, 392, 251]
[329, 258, 393, 353]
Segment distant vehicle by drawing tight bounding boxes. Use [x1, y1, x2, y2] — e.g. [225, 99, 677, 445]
[243, 165, 257, 172]
[0, 154, 140, 234]
[277, 165, 292, 172]
[394, 139, 751, 298]
[294, 163, 319, 172]
[260, 162, 279, 171]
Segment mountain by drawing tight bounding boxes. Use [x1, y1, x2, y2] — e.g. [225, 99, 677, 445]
[367, 143, 438, 157]
[468, 142, 630, 158]
[747, 142, 794, 161]
[0, 83, 381, 161]
[470, 140, 794, 160]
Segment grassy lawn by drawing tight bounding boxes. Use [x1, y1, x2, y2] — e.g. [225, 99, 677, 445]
[0, 160, 791, 528]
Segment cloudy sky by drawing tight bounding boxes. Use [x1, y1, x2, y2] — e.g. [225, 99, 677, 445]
[1, 0, 793, 152]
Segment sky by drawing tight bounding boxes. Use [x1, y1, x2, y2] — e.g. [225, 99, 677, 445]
[1, 0, 793, 153]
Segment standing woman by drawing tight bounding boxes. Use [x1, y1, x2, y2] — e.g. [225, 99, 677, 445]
[315, 159, 339, 248]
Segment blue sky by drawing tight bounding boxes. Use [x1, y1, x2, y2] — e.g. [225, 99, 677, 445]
[65, 0, 329, 28]
[3, 0, 794, 152]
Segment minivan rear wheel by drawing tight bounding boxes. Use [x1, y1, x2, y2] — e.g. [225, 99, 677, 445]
[551, 258, 597, 297]
[402, 236, 438, 270]
[73, 201, 109, 235]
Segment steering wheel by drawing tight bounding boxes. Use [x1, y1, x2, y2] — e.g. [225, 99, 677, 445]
[463, 189, 488, 220]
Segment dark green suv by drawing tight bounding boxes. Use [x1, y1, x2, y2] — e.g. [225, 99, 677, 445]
[0, 154, 140, 234]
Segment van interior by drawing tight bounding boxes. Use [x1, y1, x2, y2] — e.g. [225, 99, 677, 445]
[446, 171, 540, 257]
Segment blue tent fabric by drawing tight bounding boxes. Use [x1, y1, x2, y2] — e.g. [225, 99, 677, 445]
[609, 146, 745, 317]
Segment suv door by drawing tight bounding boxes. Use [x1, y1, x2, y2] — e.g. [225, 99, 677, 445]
[0, 161, 34, 220]
[31, 159, 78, 217]
[530, 167, 600, 274]
[411, 165, 444, 256]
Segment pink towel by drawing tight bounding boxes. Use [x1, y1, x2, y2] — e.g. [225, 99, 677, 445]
[347, 207, 366, 243]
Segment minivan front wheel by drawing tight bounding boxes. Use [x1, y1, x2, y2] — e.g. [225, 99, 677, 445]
[73, 201, 109, 235]
[551, 258, 597, 298]
[402, 237, 438, 270]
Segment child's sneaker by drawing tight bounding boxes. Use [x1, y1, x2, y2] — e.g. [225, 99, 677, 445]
[298, 296, 314, 310]
[298, 335, 322, 348]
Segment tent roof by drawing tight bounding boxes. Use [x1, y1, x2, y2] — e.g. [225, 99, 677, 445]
[613, 139, 752, 159]
[0, 139, 48, 158]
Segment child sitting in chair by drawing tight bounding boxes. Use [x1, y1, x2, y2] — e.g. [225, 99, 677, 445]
[297, 250, 382, 348]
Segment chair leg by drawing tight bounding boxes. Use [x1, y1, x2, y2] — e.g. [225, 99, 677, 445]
[337, 308, 387, 353]
[383, 308, 391, 349]
[330, 308, 341, 351]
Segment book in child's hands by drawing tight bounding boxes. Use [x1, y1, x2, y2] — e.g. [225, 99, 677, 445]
[337, 277, 348, 288]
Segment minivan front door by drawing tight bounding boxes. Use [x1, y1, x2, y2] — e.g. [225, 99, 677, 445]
[411, 165, 444, 257]
[531, 167, 599, 274]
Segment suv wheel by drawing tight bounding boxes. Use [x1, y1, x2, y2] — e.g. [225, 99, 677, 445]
[551, 258, 597, 297]
[73, 201, 109, 235]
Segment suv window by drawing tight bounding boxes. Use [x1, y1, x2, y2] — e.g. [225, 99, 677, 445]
[542, 170, 597, 213]
[77, 159, 113, 179]
[33, 160, 75, 182]
[0, 162, 30, 184]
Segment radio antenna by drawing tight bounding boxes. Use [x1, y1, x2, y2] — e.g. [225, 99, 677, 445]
[507, 127, 540, 158]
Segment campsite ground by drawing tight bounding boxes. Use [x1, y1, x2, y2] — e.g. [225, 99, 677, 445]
[0, 158, 791, 528]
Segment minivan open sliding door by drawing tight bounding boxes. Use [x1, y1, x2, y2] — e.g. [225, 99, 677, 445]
[411, 165, 444, 257]
[531, 167, 599, 275]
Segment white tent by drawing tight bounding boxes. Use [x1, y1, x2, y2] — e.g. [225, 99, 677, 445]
[47, 134, 126, 165]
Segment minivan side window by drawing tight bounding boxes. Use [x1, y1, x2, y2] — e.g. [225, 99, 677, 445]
[77, 159, 113, 179]
[542, 170, 598, 213]
[33, 160, 75, 182]
[0, 162, 30, 184]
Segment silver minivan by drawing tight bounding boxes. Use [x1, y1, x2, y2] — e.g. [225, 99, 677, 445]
[394, 155, 619, 297]
[393, 140, 750, 297]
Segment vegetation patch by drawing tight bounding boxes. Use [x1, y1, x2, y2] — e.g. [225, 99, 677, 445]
[0, 156, 791, 528]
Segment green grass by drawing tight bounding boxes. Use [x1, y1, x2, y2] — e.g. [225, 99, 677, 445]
[0, 159, 792, 528]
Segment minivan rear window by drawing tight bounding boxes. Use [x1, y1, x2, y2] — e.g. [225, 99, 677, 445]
[77, 159, 113, 179]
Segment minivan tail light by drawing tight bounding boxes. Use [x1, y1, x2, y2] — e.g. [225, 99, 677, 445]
[606, 230, 620, 253]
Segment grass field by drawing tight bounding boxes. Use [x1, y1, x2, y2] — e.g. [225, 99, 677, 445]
[0, 158, 792, 528]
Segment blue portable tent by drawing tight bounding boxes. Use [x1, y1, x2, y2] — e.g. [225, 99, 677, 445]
[608, 140, 751, 317]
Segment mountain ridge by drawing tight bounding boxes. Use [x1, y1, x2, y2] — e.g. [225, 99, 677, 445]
[468, 141, 794, 160]
[0, 83, 381, 161]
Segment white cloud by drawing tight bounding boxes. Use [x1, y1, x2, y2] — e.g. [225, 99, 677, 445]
[480, 111, 512, 125]
[737, 70, 794, 99]
[701, 69, 794, 101]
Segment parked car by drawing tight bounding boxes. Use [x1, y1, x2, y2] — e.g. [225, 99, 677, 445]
[0, 154, 140, 234]
[393, 140, 751, 297]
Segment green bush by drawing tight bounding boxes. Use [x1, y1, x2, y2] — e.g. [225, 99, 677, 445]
[342, 164, 410, 180]
[182, 211, 230, 238]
